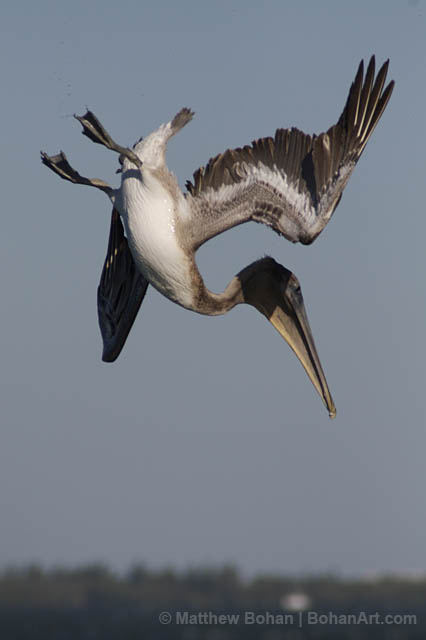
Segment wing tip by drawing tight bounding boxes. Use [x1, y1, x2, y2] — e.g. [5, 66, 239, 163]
[101, 346, 119, 363]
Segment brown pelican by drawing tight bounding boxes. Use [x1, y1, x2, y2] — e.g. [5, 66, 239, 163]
[41, 56, 394, 418]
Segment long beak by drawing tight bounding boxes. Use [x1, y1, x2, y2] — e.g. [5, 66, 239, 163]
[268, 294, 336, 419]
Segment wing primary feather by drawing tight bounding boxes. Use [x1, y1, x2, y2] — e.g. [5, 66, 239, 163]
[359, 58, 389, 144]
[356, 56, 375, 136]
[362, 76, 394, 146]
[346, 59, 364, 131]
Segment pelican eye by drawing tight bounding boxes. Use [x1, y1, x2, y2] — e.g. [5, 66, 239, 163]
[288, 275, 300, 290]
[287, 276, 303, 300]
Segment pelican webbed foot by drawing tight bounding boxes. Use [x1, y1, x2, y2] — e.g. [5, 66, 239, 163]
[41, 150, 113, 196]
[74, 111, 142, 169]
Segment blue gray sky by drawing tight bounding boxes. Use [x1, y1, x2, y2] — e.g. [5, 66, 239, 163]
[1, 1, 425, 577]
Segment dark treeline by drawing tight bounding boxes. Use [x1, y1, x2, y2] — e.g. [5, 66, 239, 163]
[0, 564, 424, 639]
[1, 563, 426, 609]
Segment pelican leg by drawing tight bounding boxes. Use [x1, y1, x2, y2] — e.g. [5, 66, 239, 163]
[41, 150, 113, 196]
[74, 111, 142, 169]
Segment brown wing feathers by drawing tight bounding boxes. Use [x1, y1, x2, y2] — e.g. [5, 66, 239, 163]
[187, 57, 393, 213]
[186, 128, 314, 199]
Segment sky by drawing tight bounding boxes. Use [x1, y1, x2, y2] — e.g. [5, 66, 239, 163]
[0, 0, 425, 578]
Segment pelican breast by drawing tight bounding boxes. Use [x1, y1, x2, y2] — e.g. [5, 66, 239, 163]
[118, 167, 195, 308]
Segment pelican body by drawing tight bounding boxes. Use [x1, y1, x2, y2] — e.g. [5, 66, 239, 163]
[117, 129, 195, 310]
[42, 56, 394, 419]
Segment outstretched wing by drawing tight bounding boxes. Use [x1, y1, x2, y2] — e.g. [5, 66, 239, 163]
[97, 209, 149, 362]
[186, 56, 394, 249]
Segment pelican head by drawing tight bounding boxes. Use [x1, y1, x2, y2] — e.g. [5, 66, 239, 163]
[236, 257, 336, 418]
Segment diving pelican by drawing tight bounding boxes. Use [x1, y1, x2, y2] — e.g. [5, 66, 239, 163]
[42, 56, 394, 418]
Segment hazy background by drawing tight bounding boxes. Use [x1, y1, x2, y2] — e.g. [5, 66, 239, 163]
[1, 1, 425, 578]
